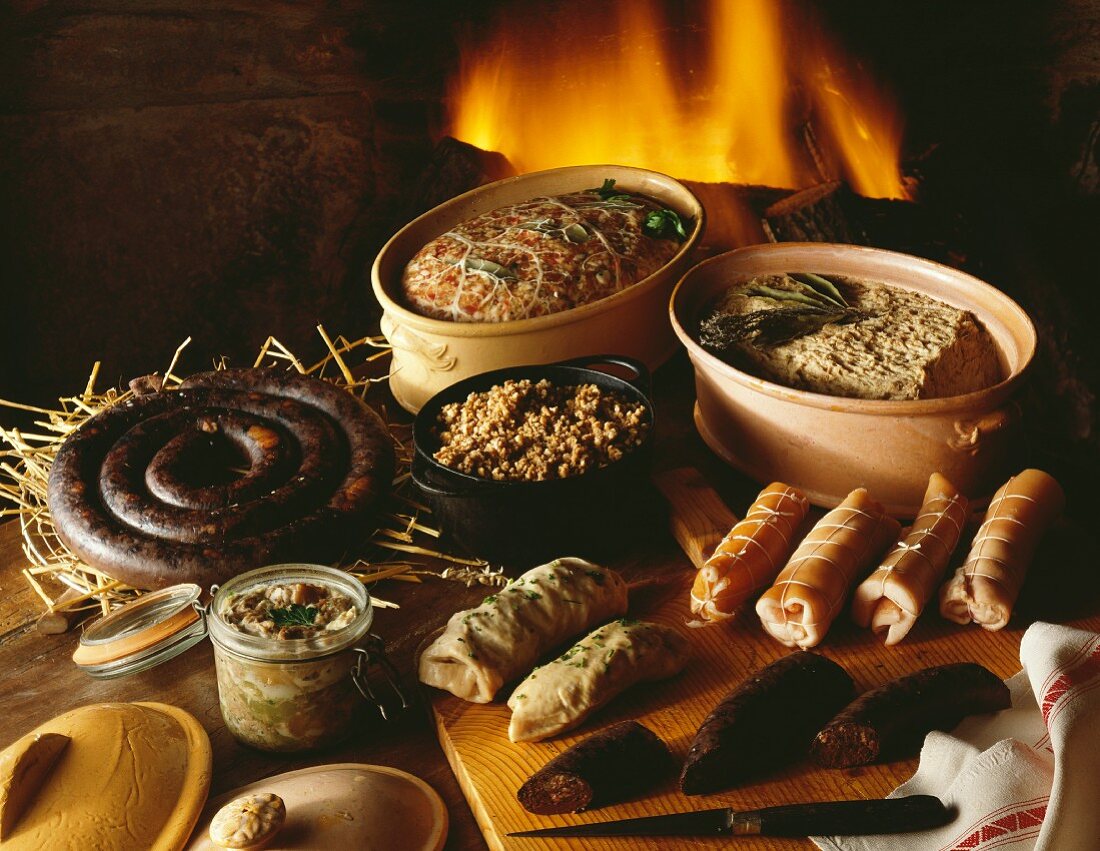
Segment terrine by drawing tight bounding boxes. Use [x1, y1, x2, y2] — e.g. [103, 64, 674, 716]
[401, 184, 684, 323]
[699, 274, 1004, 401]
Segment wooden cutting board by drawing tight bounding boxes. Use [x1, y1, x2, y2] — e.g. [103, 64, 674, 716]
[427, 469, 1100, 851]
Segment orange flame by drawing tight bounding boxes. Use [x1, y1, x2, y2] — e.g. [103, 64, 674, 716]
[449, 0, 907, 202]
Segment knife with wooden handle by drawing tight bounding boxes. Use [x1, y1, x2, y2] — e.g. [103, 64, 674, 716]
[508, 795, 952, 838]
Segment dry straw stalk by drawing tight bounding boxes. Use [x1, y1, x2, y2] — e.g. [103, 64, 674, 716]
[0, 327, 505, 620]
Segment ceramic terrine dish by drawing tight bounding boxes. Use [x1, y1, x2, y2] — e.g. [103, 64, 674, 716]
[372, 164, 704, 413]
[670, 242, 1037, 515]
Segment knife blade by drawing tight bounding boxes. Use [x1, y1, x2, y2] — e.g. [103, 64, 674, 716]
[507, 794, 952, 838]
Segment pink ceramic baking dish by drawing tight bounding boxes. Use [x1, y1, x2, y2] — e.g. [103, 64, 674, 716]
[670, 243, 1037, 516]
[372, 165, 704, 413]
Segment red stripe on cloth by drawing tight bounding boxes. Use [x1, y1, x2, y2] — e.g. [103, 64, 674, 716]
[1037, 639, 1093, 698]
[1040, 638, 1100, 727]
[941, 803, 1048, 850]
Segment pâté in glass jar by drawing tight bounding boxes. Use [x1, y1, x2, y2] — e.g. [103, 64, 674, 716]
[207, 563, 399, 752]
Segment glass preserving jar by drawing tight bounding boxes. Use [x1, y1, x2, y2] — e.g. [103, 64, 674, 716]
[205, 563, 405, 752]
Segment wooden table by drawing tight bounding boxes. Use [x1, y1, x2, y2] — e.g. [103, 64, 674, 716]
[1, 353, 1097, 850]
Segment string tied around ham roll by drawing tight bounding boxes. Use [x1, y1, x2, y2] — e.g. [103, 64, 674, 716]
[939, 468, 1065, 631]
[689, 483, 809, 625]
[852, 473, 969, 646]
[46, 369, 394, 590]
[756, 488, 900, 648]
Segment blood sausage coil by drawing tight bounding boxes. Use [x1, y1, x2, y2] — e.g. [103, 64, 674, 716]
[852, 473, 968, 645]
[690, 482, 809, 623]
[755, 488, 900, 648]
[47, 368, 394, 590]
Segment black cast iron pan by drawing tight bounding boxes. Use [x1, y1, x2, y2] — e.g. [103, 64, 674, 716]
[411, 355, 655, 565]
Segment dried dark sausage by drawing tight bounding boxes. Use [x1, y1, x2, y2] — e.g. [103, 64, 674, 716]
[517, 721, 672, 814]
[811, 662, 1010, 768]
[142, 412, 294, 510]
[97, 397, 339, 542]
[47, 369, 394, 590]
[680, 651, 855, 795]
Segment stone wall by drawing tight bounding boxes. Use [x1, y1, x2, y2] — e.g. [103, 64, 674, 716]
[0, 1, 490, 405]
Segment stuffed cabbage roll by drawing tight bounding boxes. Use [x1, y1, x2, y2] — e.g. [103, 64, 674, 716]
[507, 619, 690, 742]
[418, 558, 628, 703]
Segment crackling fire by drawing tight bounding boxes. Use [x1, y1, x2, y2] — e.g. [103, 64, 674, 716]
[449, 0, 908, 203]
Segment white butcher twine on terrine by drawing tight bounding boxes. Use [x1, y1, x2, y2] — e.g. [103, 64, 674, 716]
[704, 274, 1005, 401]
[401, 188, 682, 322]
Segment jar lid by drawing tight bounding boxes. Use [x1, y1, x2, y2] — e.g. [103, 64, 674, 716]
[207, 564, 374, 663]
[72, 584, 207, 679]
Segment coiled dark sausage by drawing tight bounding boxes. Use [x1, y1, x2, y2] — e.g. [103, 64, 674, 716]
[47, 369, 394, 590]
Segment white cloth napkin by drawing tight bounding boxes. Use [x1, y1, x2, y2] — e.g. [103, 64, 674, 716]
[813, 621, 1100, 851]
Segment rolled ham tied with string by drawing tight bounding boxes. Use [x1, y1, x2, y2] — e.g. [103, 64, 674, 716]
[939, 468, 1065, 631]
[756, 488, 900, 648]
[852, 473, 969, 646]
[689, 483, 809, 624]
[47, 368, 394, 590]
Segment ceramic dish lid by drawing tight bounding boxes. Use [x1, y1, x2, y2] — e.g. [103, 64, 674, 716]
[184, 763, 448, 850]
[72, 583, 207, 678]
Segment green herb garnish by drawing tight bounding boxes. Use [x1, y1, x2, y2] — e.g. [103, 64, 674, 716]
[525, 591, 542, 601]
[558, 644, 585, 662]
[589, 178, 620, 200]
[698, 305, 866, 349]
[789, 272, 848, 307]
[642, 208, 687, 242]
[269, 604, 318, 628]
[698, 273, 872, 351]
[585, 178, 641, 208]
[747, 284, 835, 309]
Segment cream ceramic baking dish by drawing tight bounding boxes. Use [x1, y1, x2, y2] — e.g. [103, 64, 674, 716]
[371, 164, 704, 413]
[669, 243, 1037, 516]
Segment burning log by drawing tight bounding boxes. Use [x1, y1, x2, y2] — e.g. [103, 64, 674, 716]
[761, 181, 871, 245]
[681, 181, 792, 253]
[762, 180, 970, 268]
[406, 136, 515, 219]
